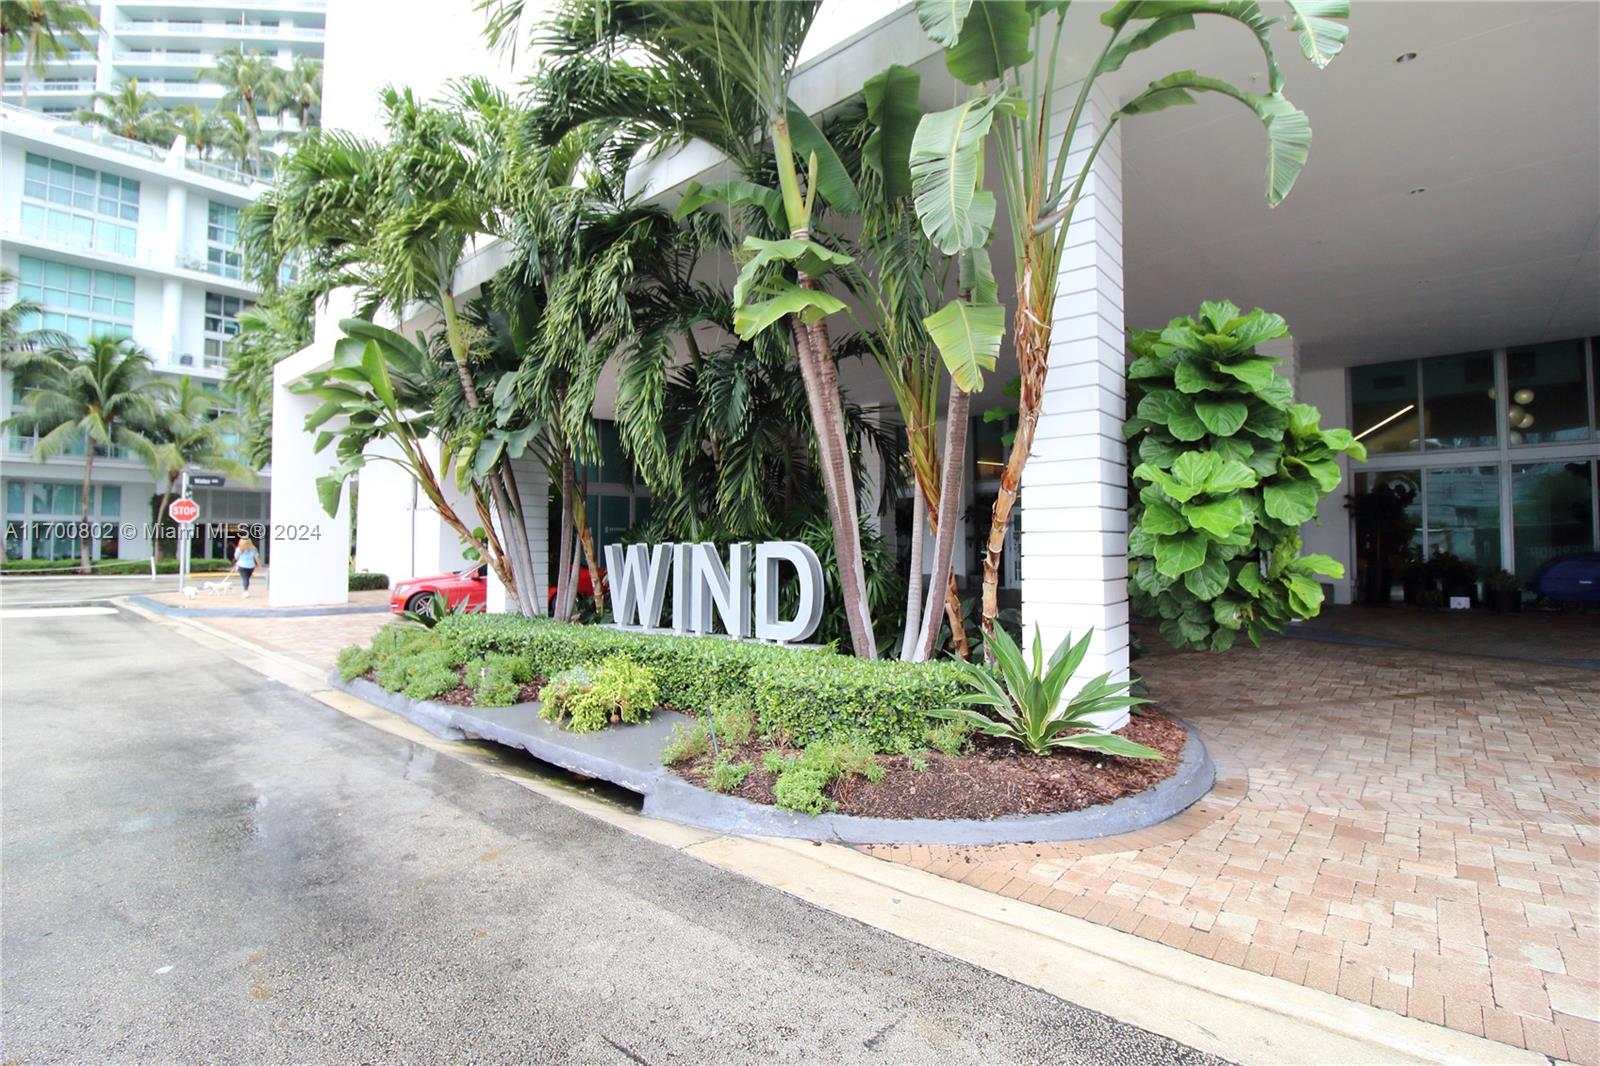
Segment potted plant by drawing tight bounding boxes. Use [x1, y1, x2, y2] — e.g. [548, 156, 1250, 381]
[1483, 569, 1522, 613]
[1423, 550, 1480, 607]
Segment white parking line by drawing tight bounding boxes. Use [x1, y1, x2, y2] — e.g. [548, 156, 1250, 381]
[0, 606, 120, 619]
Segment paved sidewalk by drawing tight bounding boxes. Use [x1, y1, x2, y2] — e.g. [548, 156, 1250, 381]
[866, 610, 1600, 1063]
[177, 604, 392, 672]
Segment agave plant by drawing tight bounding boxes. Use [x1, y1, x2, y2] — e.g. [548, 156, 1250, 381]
[930, 626, 1162, 759]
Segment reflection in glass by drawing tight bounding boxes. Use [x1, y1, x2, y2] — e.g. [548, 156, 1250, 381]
[1421, 351, 1496, 448]
[1424, 465, 1501, 572]
[1505, 340, 1591, 444]
[1351, 470, 1421, 603]
[1350, 361, 1419, 454]
[1513, 461, 1596, 578]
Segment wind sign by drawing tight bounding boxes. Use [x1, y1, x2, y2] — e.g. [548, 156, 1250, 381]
[603, 541, 824, 644]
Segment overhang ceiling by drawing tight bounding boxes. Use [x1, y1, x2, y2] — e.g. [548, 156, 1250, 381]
[1115, 1, 1600, 369]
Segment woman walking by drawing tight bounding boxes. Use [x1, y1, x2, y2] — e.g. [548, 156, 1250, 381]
[233, 536, 261, 598]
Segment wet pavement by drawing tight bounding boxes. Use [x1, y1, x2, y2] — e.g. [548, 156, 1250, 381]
[0, 603, 1223, 1064]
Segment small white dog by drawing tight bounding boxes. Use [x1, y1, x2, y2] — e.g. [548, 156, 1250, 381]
[203, 575, 234, 595]
[181, 585, 200, 601]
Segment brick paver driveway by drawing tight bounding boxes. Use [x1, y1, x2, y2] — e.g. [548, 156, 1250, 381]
[867, 608, 1600, 1063]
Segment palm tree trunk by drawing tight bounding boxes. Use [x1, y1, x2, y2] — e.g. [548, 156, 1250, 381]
[153, 473, 177, 563]
[979, 296, 1050, 647]
[78, 451, 95, 574]
[22, 24, 38, 108]
[915, 382, 970, 661]
[498, 458, 545, 616]
[789, 286, 877, 658]
[898, 482, 926, 660]
[555, 451, 577, 620]
[573, 473, 605, 615]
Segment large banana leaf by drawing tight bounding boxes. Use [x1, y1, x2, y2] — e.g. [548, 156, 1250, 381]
[944, 0, 1032, 85]
[784, 100, 859, 213]
[673, 179, 785, 227]
[924, 298, 1002, 392]
[733, 278, 847, 340]
[1284, 0, 1350, 67]
[732, 236, 854, 309]
[861, 65, 923, 202]
[909, 90, 1013, 253]
[915, 0, 974, 46]
[1117, 72, 1311, 206]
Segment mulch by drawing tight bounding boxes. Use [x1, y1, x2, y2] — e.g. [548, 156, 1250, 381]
[673, 711, 1187, 821]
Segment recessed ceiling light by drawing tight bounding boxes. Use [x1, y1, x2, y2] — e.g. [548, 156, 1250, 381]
[1409, 187, 1426, 195]
[1395, 52, 1418, 63]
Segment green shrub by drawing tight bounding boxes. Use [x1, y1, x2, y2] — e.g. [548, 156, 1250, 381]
[1125, 302, 1365, 651]
[0, 557, 234, 576]
[923, 719, 972, 758]
[336, 644, 373, 683]
[765, 738, 882, 815]
[404, 666, 461, 701]
[710, 699, 755, 747]
[540, 657, 660, 734]
[464, 657, 520, 707]
[348, 572, 389, 591]
[660, 720, 710, 766]
[748, 656, 964, 752]
[706, 754, 750, 793]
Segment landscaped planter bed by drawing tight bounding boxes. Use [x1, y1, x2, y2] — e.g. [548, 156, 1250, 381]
[672, 711, 1187, 821]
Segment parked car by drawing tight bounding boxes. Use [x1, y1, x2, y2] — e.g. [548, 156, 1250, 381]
[390, 564, 488, 615]
[389, 563, 604, 616]
[1529, 552, 1600, 606]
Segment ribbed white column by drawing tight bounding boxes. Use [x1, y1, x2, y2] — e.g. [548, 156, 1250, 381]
[486, 456, 550, 614]
[1020, 86, 1129, 725]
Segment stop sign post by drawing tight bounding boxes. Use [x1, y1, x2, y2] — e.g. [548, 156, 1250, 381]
[173, 471, 202, 591]
[168, 498, 200, 525]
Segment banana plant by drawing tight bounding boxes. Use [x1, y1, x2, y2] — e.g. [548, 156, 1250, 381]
[909, 0, 1350, 646]
[295, 318, 512, 592]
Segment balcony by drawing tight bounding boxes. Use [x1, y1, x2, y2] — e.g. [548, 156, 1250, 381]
[114, 20, 325, 41]
[113, 49, 208, 65]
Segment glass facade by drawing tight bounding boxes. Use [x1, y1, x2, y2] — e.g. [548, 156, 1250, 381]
[202, 292, 247, 369]
[20, 153, 139, 258]
[1349, 338, 1600, 599]
[15, 256, 135, 344]
[206, 201, 244, 279]
[3, 478, 124, 561]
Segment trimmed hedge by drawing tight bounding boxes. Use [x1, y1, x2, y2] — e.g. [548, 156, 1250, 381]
[0, 557, 234, 576]
[348, 572, 389, 591]
[433, 615, 963, 752]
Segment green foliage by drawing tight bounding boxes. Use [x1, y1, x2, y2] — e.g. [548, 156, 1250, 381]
[539, 656, 660, 734]
[336, 644, 373, 683]
[463, 653, 530, 707]
[434, 615, 959, 752]
[1125, 302, 1365, 651]
[710, 699, 756, 748]
[0, 557, 233, 576]
[359, 624, 453, 694]
[930, 626, 1161, 759]
[706, 754, 751, 794]
[766, 738, 884, 815]
[404, 664, 462, 702]
[348, 572, 389, 591]
[923, 719, 973, 758]
[660, 720, 711, 766]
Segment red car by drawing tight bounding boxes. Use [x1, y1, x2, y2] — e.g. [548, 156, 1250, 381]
[388, 564, 601, 615]
[390, 563, 489, 615]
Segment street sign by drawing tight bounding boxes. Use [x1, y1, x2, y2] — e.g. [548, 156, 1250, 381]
[189, 475, 225, 487]
[168, 498, 201, 525]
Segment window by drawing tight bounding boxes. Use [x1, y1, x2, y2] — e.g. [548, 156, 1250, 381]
[16, 256, 135, 344]
[1505, 340, 1591, 445]
[1420, 351, 1496, 449]
[1512, 461, 1596, 579]
[206, 201, 243, 279]
[203, 292, 248, 369]
[20, 153, 139, 257]
[3, 479, 123, 561]
[1350, 361, 1419, 454]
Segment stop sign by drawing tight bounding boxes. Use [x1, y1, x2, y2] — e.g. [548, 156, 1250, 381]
[168, 498, 201, 525]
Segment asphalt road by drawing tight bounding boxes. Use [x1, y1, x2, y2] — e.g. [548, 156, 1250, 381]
[0, 605, 1225, 1065]
[0, 574, 178, 608]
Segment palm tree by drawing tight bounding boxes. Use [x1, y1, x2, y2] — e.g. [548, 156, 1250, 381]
[0, 268, 69, 362]
[284, 53, 321, 131]
[166, 103, 220, 159]
[533, 0, 882, 657]
[204, 46, 277, 174]
[209, 109, 254, 174]
[221, 286, 313, 467]
[139, 376, 256, 562]
[3, 337, 168, 573]
[75, 79, 173, 145]
[3, 0, 100, 109]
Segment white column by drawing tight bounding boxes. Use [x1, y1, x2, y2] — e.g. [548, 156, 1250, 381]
[267, 347, 351, 607]
[1020, 86, 1129, 727]
[162, 182, 187, 269]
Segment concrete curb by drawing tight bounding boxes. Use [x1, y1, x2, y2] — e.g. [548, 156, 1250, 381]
[328, 673, 1216, 846]
[132, 601, 1544, 1066]
[127, 594, 389, 619]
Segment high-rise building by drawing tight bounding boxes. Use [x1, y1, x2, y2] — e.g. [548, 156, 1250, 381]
[2, 1, 325, 137]
[0, 2, 324, 567]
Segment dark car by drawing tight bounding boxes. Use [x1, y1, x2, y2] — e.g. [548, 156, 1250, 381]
[1529, 552, 1600, 605]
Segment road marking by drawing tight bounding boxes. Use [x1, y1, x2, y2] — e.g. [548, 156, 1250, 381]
[0, 606, 119, 618]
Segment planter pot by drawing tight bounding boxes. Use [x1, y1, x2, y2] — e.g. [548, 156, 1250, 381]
[1487, 588, 1522, 613]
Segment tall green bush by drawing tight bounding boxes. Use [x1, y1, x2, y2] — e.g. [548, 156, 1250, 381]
[1124, 302, 1365, 651]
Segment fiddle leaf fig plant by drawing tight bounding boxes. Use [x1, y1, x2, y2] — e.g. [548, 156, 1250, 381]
[1125, 302, 1365, 651]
